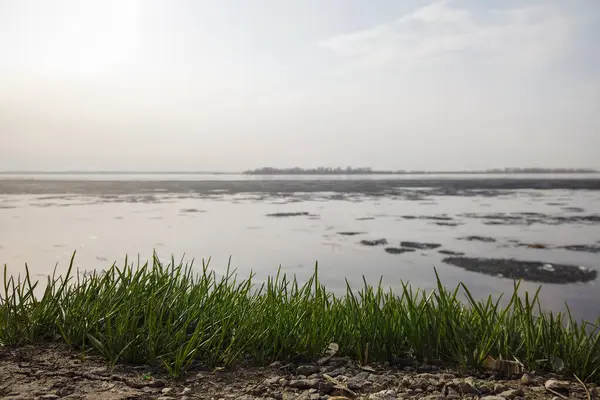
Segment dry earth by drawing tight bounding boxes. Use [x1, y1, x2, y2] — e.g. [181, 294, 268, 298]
[0, 344, 597, 400]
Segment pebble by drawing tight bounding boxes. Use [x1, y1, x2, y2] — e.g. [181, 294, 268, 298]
[493, 384, 509, 394]
[545, 379, 570, 391]
[416, 373, 439, 380]
[161, 387, 173, 394]
[367, 389, 397, 400]
[480, 397, 505, 400]
[421, 395, 444, 400]
[446, 387, 460, 399]
[288, 379, 321, 390]
[181, 387, 192, 395]
[318, 381, 334, 393]
[40, 396, 59, 400]
[520, 373, 534, 385]
[457, 380, 476, 394]
[498, 388, 524, 399]
[346, 372, 370, 390]
[264, 377, 281, 385]
[326, 367, 346, 377]
[297, 365, 321, 376]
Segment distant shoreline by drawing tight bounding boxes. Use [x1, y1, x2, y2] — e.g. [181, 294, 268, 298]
[0, 168, 598, 175]
[243, 167, 599, 175]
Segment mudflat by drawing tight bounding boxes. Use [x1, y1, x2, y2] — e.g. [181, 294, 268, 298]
[2, 178, 600, 195]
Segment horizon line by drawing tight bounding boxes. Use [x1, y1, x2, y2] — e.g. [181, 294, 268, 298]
[1, 168, 598, 175]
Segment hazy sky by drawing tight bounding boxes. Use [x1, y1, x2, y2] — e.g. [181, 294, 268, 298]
[1, 0, 599, 171]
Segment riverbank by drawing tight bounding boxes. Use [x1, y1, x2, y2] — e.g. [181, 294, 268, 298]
[1, 255, 599, 390]
[1, 343, 598, 400]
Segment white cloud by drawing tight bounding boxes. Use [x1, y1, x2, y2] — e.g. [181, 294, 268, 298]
[319, 0, 574, 71]
[399, 0, 469, 24]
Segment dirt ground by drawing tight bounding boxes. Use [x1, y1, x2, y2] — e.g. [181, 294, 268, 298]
[1, 344, 598, 400]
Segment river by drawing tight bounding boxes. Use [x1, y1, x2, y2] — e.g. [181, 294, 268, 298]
[1, 174, 599, 322]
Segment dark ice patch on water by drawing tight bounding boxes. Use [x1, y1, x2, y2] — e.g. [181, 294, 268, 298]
[562, 206, 585, 212]
[385, 247, 416, 254]
[180, 208, 206, 213]
[267, 212, 312, 217]
[458, 235, 496, 243]
[443, 257, 597, 284]
[400, 241, 441, 250]
[360, 239, 388, 246]
[438, 249, 465, 256]
[433, 221, 462, 226]
[559, 244, 600, 253]
[401, 215, 453, 221]
[461, 212, 600, 226]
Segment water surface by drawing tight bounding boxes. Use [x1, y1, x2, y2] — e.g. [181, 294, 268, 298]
[1, 175, 599, 321]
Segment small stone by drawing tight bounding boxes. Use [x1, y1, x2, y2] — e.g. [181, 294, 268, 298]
[181, 387, 192, 395]
[457, 380, 476, 394]
[270, 361, 283, 368]
[310, 395, 321, 400]
[416, 373, 439, 380]
[493, 384, 509, 394]
[545, 379, 570, 391]
[367, 389, 396, 400]
[520, 373, 534, 385]
[289, 379, 321, 390]
[40, 396, 60, 400]
[446, 387, 460, 399]
[347, 372, 370, 390]
[498, 388, 524, 399]
[296, 393, 313, 400]
[481, 397, 505, 400]
[328, 397, 351, 400]
[326, 367, 346, 377]
[161, 387, 173, 394]
[265, 377, 281, 385]
[318, 381, 334, 393]
[157, 397, 176, 400]
[421, 395, 444, 400]
[297, 365, 321, 376]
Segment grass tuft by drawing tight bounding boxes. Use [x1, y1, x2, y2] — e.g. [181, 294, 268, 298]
[1, 252, 599, 381]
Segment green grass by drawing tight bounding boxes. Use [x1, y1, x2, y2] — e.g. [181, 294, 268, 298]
[1, 252, 599, 381]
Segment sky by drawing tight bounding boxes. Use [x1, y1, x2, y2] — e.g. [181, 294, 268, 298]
[0, 0, 599, 171]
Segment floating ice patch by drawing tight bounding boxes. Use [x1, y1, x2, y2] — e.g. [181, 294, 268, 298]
[541, 264, 555, 272]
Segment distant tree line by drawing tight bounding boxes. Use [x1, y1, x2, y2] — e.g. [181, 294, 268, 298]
[243, 167, 598, 175]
